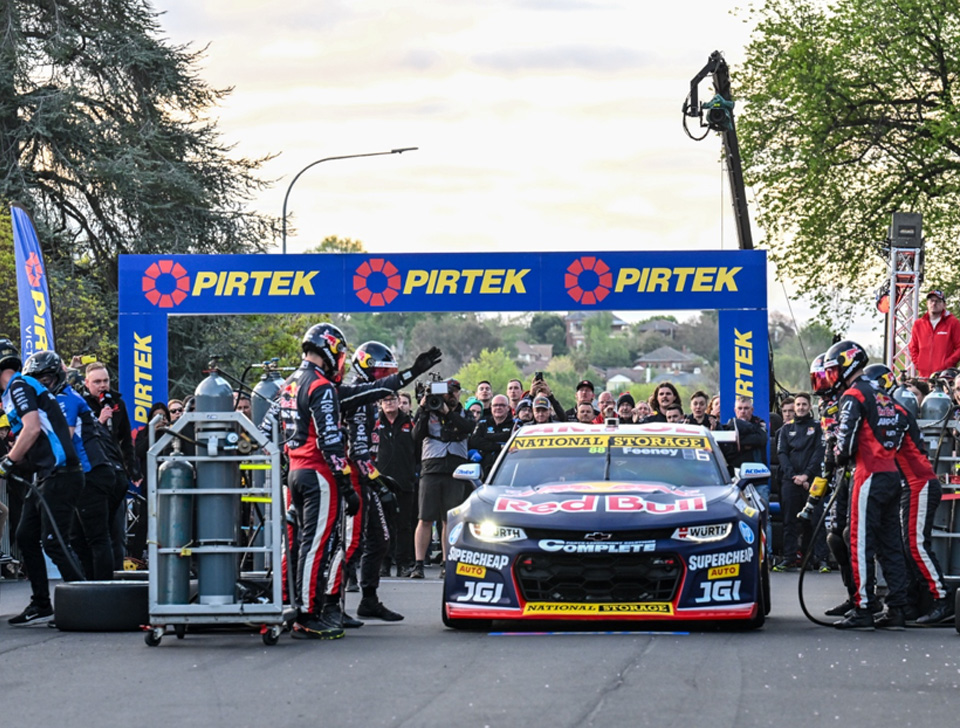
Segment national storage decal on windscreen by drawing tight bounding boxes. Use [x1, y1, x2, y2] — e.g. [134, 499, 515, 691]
[117, 251, 766, 315]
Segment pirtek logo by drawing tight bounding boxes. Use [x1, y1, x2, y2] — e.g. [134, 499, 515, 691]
[24, 251, 44, 288]
[353, 258, 531, 306]
[142, 261, 320, 307]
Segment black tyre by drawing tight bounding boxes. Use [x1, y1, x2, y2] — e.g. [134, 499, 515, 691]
[955, 590, 960, 635]
[441, 591, 492, 631]
[54, 581, 149, 632]
[112, 570, 149, 581]
[762, 560, 771, 616]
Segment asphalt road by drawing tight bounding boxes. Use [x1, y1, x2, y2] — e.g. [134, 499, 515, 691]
[2, 567, 958, 728]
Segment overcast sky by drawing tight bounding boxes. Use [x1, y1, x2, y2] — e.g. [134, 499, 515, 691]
[150, 0, 884, 352]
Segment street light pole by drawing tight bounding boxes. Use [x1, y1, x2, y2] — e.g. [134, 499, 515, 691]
[281, 147, 418, 254]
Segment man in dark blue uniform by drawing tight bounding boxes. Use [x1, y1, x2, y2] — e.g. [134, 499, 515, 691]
[0, 339, 85, 625]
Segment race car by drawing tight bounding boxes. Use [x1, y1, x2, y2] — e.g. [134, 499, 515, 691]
[441, 421, 771, 630]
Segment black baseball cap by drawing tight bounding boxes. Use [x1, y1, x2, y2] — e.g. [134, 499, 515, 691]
[576, 379, 594, 392]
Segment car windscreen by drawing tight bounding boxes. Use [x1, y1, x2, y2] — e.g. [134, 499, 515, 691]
[489, 433, 726, 488]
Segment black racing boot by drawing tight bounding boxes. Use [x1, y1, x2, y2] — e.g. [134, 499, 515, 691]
[874, 606, 906, 631]
[834, 608, 875, 631]
[916, 597, 955, 627]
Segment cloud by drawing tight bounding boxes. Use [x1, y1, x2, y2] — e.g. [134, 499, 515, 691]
[473, 45, 650, 73]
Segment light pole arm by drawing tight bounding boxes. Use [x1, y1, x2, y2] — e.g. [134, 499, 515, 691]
[281, 147, 418, 254]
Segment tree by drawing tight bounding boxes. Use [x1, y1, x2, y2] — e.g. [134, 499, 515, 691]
[528, 313, 568, 356]
[453, 349, 524, 397]
[408, 313, 500, 378]
[1, 0, 277, 385]
[582, 312, 632, 368]
[737, 0, 960, 327]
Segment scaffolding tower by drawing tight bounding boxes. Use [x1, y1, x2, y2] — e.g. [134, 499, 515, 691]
[884, 212, 924, 376]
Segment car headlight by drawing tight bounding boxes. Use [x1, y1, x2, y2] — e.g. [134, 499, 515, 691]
[670, 522, 733, 543]
[468, 521, 527, 543]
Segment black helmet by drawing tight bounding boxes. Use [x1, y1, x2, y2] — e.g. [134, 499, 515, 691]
[23, 350, 66, 393]
[302, 322, 348, 382]
[351, 341, 398, 382]
[863, 363, 895, 394]
[809, 353, 832, 395]
[0, 337, 22, 373]
[823, 340, 869, 392]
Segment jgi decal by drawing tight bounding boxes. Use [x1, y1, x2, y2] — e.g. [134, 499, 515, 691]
[457, 582, 504, 604]
[448, 546, 509, 571]
[687, 547, 754, 571]
[539, 539, 655, 554]
[694, 580, 742, 604]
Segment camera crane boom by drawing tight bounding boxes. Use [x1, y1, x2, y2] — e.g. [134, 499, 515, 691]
[683, 50, 754, 251]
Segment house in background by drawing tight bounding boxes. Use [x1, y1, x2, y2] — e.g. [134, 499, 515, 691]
[633, 345, 702, 372]
[636, 319, 679, 340]
[516, 341, 553, 377]
[564, 311, 629, 350]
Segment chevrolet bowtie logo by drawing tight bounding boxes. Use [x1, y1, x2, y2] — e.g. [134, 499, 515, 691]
[584, 532, 612, 541]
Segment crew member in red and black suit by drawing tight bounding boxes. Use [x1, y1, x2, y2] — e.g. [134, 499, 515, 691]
[865, 364, 955, 626]
[828, 341, 909, 631]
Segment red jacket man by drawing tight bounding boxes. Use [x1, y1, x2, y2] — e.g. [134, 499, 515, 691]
[908, 289, 960, 377]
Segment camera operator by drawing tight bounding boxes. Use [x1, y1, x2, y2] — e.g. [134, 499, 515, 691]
[410, 379, 474, 579]
[83, 361, 140, 568]
[470, 394, 514, 475]
[1, 339, 85, 625]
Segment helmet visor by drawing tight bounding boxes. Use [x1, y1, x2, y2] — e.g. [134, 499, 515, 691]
[810, 369, 830, 395]
[824, 364, 843, 390]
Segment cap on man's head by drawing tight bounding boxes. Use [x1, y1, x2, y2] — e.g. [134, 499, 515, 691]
[617, 392, 635, 408]
[533, 395, 551, 410]
[576, 379, 594, 392]
[927, 289, 945, 301]
[448, 379, 462, 391]
[517, 397, 533, 411]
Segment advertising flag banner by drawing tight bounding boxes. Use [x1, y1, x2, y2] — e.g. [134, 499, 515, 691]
[11, 204, 56, 358]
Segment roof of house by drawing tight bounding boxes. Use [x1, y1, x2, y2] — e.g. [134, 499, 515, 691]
[634, 345, 700, 364]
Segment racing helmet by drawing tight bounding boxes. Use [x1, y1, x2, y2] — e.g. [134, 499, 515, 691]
[23, 350, 66, 393]
[302, 322, 348, 382]
[351, 341, 398, 382]
[0, 337, 21, 373]
[809, 353, 832, 395]
[823, 340, 869, 392]
[862, 363, 896, 394]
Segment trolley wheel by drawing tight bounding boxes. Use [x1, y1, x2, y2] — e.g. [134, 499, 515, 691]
[144, 627, 164, 647]
[175, 624, 186, 640]
[262, 626, 281, 646]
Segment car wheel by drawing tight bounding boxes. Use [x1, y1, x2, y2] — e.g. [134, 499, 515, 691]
[745, 562, 767, 629]
[761, 560, 771, 616]
[441, 591, 492, 631]
[54, 581, 149, 632]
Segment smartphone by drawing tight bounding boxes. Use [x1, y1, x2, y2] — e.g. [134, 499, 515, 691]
[534, 371, 544, 381]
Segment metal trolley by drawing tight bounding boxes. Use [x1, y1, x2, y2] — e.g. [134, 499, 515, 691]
[919, 417, 960, 627]
[144, 408, 286, 646]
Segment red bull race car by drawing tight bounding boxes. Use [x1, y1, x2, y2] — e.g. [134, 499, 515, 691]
[442, 422, 771, 630]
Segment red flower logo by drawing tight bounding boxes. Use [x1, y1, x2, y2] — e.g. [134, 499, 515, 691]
[24, 252, 44, 288]
[564, 256, 611, 305]
[354, 258, 402, 307]
[142, 260, 191, 308]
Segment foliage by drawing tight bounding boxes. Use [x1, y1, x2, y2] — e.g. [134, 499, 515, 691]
[408, 313, 501, 378]
[1, 0, 277, 383]
[453, 348, 525, 397]
[737, 0, 960, 328]
[528, 312, 568, 356]
[581, 311, 633, 368]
